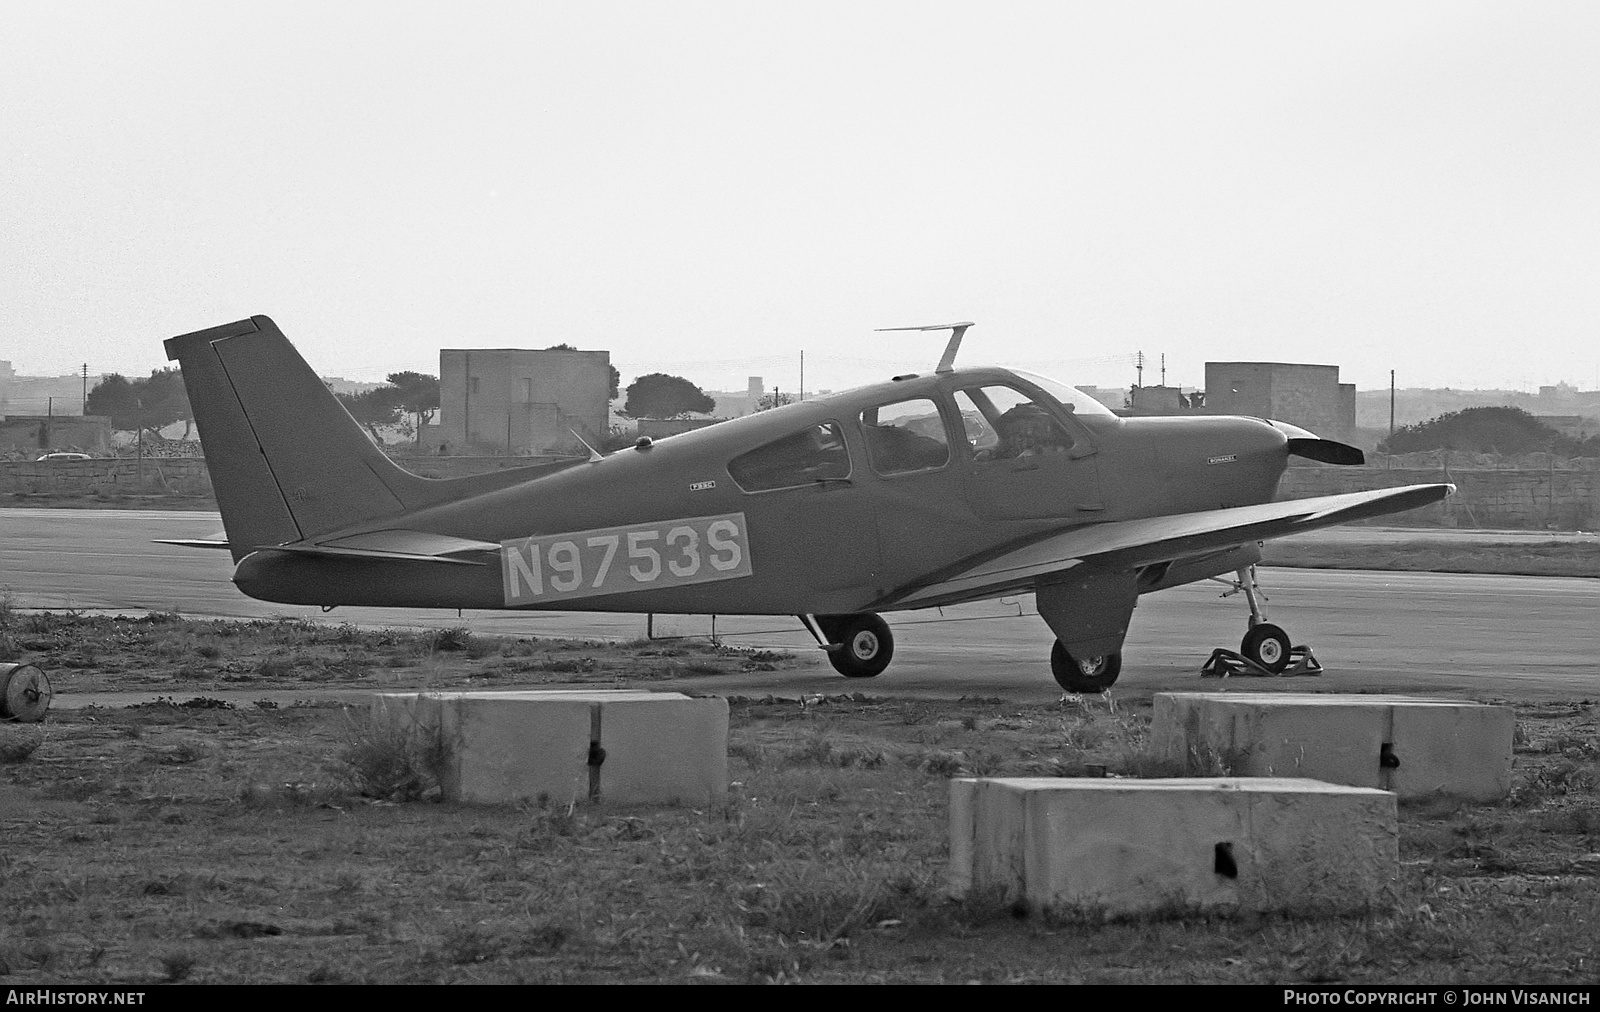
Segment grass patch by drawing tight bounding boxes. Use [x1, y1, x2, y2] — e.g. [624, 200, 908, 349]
[1, 693, 1595, 982]
[0, 611, 808, 694]
[340, 714, 450, 802]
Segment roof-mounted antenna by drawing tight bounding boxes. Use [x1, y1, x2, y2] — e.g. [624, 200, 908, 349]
[876, 321, 975, 374]
[570, 428, 605, 463]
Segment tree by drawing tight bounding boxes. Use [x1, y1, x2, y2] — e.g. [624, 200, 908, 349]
[1378, 406, 1586, 456]
[336, 387, 401, 444]
[86, 374, 140, 431]
[85, 368, 192, 440]
[755, 390, 794, 412]
[385, 372, 439, 444]
[622, 373, 715, 418]
[140, 367, 192, 439]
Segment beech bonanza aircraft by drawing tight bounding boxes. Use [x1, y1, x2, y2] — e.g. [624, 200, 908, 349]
[161, 317, 1451, 692]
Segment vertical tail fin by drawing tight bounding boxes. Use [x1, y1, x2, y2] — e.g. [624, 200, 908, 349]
[165, 316, 424, 560]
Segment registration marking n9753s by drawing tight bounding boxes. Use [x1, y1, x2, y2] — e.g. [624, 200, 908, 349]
[500, 512, 753, 605]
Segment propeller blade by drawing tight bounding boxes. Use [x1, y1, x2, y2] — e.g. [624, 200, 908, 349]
[1287, 437, 1365, 466]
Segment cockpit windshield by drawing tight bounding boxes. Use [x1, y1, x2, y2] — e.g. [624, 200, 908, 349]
[1009, 370, 1117, 418]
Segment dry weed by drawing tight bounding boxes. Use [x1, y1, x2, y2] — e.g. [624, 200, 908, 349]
[0, 724, 45, 763]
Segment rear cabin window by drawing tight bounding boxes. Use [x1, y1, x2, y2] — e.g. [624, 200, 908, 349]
[860, 398, 950, 476]
[727, 421, 851, 492]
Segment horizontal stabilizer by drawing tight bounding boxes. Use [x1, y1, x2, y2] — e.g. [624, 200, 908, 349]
[264, 528, 501, 566]
[153, 539, 233, 550]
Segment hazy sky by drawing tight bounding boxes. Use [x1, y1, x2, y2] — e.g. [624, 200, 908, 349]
[3, 1, 1596, 394]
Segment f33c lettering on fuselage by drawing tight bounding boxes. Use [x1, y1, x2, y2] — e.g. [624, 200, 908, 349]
[499, 512, 753, 606]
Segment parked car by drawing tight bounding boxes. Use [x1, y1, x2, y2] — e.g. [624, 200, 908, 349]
[36, 452, 93, 461]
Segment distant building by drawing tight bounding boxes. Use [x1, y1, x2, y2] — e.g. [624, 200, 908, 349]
[1076, 385, 1127, 412]
[1129, 384, 1206, 414]
[1204, 362, 1356, 439]
[433, 347, 611, 455]
[707, 377, 765, 418]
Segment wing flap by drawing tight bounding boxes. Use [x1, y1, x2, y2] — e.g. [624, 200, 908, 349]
[886, 483, 1454, 608]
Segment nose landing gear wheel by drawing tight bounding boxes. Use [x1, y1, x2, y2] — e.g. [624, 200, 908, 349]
[1240, 623, 1291, 674]
[822, 613, 894, 678]
[1050, 641, 1121, 693]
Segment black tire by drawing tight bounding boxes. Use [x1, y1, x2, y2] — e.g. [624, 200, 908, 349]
[1050, 641, 1121, 692]
[820, 613, 894, 678]
[1240, 623, 1291, 674]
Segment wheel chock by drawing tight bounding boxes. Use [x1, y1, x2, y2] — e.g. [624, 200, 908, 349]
[1201, 646, 1322, 679]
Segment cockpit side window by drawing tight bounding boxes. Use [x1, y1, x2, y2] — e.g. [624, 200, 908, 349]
[727, 421, 851, 492]
[860, 398, 950, 476]
[955, 386, 1076, 461]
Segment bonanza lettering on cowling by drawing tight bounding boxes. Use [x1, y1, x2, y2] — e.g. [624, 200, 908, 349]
[500, 512, 753, 605]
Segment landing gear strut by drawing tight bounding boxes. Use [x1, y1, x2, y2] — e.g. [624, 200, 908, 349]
[1216, 564, 1292, 673]
[1205, 565, 1319, 677]
[802, 613, 895, 678]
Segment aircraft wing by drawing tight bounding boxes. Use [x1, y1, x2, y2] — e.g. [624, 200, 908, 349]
[155, 528, 500, 565]
[884, 483, 1454, 608]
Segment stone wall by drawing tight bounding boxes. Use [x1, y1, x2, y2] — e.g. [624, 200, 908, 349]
[1279, 466, 1597, 530]
[0, 457, 213, 495]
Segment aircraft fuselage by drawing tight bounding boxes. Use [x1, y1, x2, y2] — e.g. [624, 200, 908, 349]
[232, 367, 1289, 615]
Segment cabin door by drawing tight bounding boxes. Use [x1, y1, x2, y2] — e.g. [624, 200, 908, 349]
[954, 385, 1106, 521]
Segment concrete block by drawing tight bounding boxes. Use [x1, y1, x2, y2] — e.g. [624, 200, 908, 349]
[1151, 693, 1513, 801]
[949, 777, 1397, 917]
[371, 689, 727, 806]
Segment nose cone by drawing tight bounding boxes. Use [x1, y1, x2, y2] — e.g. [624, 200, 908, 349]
[1260, 418, 1365, 464]
[1266, 419, 1319, 441]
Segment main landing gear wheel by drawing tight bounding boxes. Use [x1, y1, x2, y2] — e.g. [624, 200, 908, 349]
[821, 613, 894, 678]
[1240, 623, 1291, 674]
[1050, 641, 1121, 693]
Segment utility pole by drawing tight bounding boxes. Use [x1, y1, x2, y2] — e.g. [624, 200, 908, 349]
[799, 350, 805, 402]
[1135, 351, 1144, 389]
[82, 363, 88, 413]
[1389, 370, 1395, 439]
[1160, 354, 1166, 387]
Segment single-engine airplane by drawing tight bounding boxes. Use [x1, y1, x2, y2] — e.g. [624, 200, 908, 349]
[161, 317, 1452, 692]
